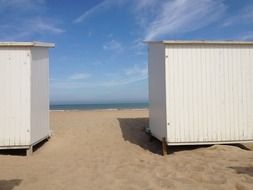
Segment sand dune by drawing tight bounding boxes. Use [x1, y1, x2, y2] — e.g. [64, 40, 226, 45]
[0, 109, 252, 190]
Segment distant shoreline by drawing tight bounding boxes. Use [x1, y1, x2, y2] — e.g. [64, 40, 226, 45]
[50, 108, 149, 112]
[50, 102, 149, 111]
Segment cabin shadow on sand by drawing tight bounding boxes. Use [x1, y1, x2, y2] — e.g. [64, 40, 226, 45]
[0, 179, 22, 190]
[117, 118, 251, 155]
[117, 118, 210, 155]
[118, 117, 161, 155]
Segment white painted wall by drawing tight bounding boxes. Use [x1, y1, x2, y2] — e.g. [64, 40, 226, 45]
[0, 42, 53, 148]
[30, 47, 50, 144]
[148, 41, 253, 145]
[148, 43, 167, 141]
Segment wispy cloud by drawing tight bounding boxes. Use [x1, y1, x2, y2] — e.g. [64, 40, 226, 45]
[29, 17, 64, 34]
[131, 0, 158, 29]
[51, 64, 147, 89]
[134, 0, 156, 10]
[74, 0, 126, 23]
[0, 0, 45, 12]
[223, 3, 253, 27]
[125, 64, 147, 77]
[73, 0, 227, 40]
[0, 0, 64, 40]
[74, 0, 109, 23]
[68, 73, 91, 80]
[103, 39, 123, 51]
[239, 32, 253, 40]
[130, 38, 146, 55]
[100, 64, 148, 87]
[18, 17, 64, 36]
[0, 17, 64, 40]
[144, 0, 226, 40]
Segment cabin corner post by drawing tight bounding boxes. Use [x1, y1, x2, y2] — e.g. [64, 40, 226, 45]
[26, 146, 33, 156]
[162, 137, 168, 156]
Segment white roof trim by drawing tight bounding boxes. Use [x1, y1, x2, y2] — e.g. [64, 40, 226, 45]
[0, 41, 55, 47]
[145, 40, 253, 45]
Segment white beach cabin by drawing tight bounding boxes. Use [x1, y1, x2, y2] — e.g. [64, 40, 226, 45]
[147, 40, 253, 153]
[0, 41, 54, 155]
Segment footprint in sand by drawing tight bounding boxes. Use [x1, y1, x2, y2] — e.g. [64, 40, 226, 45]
[235, 183, 247, 190]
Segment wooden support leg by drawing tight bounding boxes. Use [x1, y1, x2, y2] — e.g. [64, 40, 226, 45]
[162, 137, 168, 156]
[26, 146, 33, 156]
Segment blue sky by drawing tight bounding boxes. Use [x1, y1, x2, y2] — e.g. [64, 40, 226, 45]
[0, 0, 253, 104]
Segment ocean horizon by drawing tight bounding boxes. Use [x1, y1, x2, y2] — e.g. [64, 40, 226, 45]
[50, 102, 149, 111]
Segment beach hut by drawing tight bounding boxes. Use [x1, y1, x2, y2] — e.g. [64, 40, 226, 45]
[0, 41, 54, 155]
[147, 40, 253, 154]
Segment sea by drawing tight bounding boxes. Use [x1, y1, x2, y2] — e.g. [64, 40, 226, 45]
[50, 102, 148, 111]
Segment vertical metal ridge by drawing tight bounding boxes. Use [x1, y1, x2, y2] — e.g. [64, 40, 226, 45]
[163, 44, 253, 144]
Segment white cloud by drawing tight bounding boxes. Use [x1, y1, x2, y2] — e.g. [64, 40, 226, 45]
[144, 0, 226, 40]
[68, 73, 91, 80]
[103, 39, 123, 51]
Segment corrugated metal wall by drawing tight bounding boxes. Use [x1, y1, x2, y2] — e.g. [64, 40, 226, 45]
[0, 47, 31, 147]
[165, 44, 253, 144]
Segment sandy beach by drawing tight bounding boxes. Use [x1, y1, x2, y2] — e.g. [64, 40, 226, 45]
[0, 109, 252, 190]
